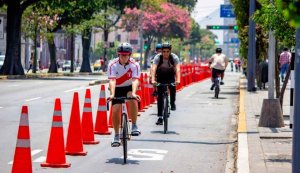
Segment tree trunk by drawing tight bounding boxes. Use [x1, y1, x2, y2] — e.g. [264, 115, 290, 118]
[80, 28, 92, 72]
[102, 29, 109, 72]
[0, 3, 24, 75]
[47, 39, 58, 73]
[70, 33, 74, 73]
[279, 64, 291, 107]
[275, 42, 280, 98]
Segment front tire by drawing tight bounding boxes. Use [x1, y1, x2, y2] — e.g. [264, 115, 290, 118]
[163, 96, 168, 134]
[122, 113, 128, 164]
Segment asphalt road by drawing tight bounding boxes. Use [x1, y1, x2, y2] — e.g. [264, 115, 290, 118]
[0, 71, 240, 173]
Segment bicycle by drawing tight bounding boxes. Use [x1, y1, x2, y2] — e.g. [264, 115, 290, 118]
[155, 83, 175, 134]
[213, 73, 221, 99]
[107, 96, 139, 164]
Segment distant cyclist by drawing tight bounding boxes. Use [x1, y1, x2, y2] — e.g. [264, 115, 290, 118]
[151, 42, 180, 125]
[150, 44, 163, 96]
[208, 48, 228, 90]
[107, 42, 141, 147]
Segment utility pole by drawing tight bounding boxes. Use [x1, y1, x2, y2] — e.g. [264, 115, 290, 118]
[247, 0, 256, 91]
[292, 28, 300, 173]
[138, 3, 144, 69]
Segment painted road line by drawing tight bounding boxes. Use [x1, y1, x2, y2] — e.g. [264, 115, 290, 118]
[64, 86, 85, 93]
[25, 97, 42, 102]
[8, 149, 43, 164]
[8, 84, 20, 87]
[33, 156, 46, 163]
[237, 78, 250, 173]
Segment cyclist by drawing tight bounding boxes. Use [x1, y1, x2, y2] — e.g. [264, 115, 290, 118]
[208, 48, 228, 90]
[107, 42, 141, 147]
[151, 42, 180, 125]
[150, 44, 163, 96]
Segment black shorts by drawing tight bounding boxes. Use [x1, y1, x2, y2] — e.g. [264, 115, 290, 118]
[212, 68, 224, 78]
[112, 85, 132, 105]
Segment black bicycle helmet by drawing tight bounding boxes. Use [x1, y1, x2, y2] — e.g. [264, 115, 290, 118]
[161, 42, 172, 50]
[156, 43, 162, 50]
[117, 42, 132, 54]
[216, 48, 222, 53]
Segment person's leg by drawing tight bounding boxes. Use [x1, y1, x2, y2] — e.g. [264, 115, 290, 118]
[112, 103, 122, 136]
[169, 85, 176, 110]
[220, 70, 225, 85]
[156, 86, 164, 124]
[211, 68, 217, 90]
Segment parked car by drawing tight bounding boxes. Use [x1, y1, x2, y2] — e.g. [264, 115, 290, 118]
[0, 55, 4, 69]
[62, 60, 72, 71]
[93, 59, 102, 71]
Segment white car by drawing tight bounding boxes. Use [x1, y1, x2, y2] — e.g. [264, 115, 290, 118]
[0, 55, 4, 69]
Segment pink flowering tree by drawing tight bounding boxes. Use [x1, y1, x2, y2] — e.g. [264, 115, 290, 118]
[122, 2, 192, 69]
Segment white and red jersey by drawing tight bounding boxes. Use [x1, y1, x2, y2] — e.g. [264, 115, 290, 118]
[108, 57, 141, 87]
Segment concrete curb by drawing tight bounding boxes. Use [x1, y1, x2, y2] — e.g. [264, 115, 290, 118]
[89, 79, 109, 86]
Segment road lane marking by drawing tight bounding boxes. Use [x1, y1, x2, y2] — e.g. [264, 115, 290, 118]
[126, 149, 168, 161]
[8, 149, 43, 164]
[33, 156, 46, 163]
[64, 86, 85, 93]
[237, 78, 250, 173]
[25, 97, 42, 102]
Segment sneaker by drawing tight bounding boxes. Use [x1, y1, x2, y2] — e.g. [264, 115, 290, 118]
[220, 81, 224, 85]
[131, 124, 141, 136]
[111, 134, 121, 147]
[210, 84, 215, 90]
[171, 104, 176, 111]
[156, 117, 163, 125]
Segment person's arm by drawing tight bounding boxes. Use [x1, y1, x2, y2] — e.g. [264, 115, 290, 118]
[151, 64, 158, 84]
[175, 63, 181, 84]
[109, 79, 116, 99]
[132, 78, 139, 95]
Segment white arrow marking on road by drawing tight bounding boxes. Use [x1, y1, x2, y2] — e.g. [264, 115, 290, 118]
[8, 149, 43, 164]
[25, 97, 42, 102]
[64, 86, 85, 93]
[126, 149, 168, 161]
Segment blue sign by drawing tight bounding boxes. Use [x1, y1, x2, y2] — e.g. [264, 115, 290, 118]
[220, 5, 235, 18]
[230, 38, 239, 44]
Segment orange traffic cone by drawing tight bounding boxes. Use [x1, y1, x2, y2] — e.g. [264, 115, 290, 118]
[41, 98, 71, 168]
[65, 92, 87, 156]
[12, 106, 32, 173]
[82, 89, 99, 144]
[95, 85, 111, 135]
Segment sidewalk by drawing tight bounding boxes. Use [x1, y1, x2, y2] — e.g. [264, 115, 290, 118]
[239, 76, 292, 173]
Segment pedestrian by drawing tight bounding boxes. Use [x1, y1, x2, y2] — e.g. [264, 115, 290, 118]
[230, 60, 234, 72]
[279, 47, 291, 82]
[27, 53, 33, 73]
[258, 59, 268, 89]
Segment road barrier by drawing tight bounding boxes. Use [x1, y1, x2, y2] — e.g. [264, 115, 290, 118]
[65, 92, 87, 156]
[94, 85, 111, 135]
[82, 89, 99, 145]
[12, 106, 32, 173]
[41, 98, 71, 168]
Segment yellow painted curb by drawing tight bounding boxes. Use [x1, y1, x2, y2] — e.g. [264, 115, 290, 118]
[238, 78, 247, 133]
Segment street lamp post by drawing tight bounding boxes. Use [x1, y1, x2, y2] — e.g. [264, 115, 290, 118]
[292, 28, 300, 173]
[247, 0, 256, 92]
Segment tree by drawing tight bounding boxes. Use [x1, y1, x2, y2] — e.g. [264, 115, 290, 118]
[122, 2, 192, 69]
[167, 0, 197, 12]
[0, 0, 43, 75]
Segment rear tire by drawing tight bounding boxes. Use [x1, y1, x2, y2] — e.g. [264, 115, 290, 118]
[214, 79, 220, 99]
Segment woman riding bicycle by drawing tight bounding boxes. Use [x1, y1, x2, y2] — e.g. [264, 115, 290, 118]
[151, 42, 180, 125]
[107, 42, 141, 147]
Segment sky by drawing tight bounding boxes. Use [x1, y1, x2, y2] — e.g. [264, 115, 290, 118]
[191, 0, 224, 22]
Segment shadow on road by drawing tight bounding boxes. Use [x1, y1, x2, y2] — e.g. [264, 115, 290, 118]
[150, 130, 180, 135]
[105, 158, 140, 165]
[131, 138, 237, 145]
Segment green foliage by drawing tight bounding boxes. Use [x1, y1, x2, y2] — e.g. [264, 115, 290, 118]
[189, 20, 201, 44]
[253, 0, 295, 47]
[93, 41, 119, 61]
[275, 0, 300, 28]
[167, 0, 197, 12]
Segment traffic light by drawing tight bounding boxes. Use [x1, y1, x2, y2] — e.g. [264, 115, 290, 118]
[233, 26, 238, 30]
[144, 41, 148, 50]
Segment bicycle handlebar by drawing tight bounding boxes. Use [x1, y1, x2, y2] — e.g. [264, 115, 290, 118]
[155, 83, 176, 87]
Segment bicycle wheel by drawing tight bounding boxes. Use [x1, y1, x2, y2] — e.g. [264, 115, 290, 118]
[121, 113, 128, 164]
[214, 79, 220, 99]
[163, 96, 168, 134]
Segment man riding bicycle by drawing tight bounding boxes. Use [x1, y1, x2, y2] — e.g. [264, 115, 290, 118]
[150, 44, 163, 96]
[208, 48, 228, 90]
[107, 42, 141, 147]
[151, 42, 180, 125]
